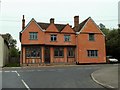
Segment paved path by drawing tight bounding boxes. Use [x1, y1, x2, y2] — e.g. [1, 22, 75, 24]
[91, 64, 119, 89]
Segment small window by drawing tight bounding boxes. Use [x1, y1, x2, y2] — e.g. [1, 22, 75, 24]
[51, 35, 57, 41]
[29, 32, 38, 40]
[54, 47, 64, 57]
[87, 50, 98, 57]
[64, 35, 70, 41]
[89, 33, 95, 41]
[67, 47, 75, 57]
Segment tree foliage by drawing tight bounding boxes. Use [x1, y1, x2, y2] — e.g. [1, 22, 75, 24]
[99, 24, 120, 61]
[2, 33, 19, 57]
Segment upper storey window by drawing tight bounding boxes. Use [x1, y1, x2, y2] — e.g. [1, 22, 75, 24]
[89, 33, 95, 41]
[29, 32, 38, 40]
[51, 34, 57, 41]
[64, 35, 70, 42]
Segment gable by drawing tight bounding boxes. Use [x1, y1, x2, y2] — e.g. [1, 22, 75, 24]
[61, 24, 75, 33]
[46, 23, 59, 32]
[21, 18, 43, 33]
[79, 18, 105, 36]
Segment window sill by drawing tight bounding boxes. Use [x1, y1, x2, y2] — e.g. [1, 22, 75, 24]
[67, 56, 75, 58]
[54, 56, 64, 58]
[26, 57, 41, 59]
[64, 41, 71, 42]
[50, 41, 57, 42]
[88, 56, 98, 58]
[29, 39, 38, 40]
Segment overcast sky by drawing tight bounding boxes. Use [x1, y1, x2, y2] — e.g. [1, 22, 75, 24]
[0, 0, 119, 49]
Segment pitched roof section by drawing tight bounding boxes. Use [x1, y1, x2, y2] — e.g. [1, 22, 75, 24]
[37, 22, 66, 32]
[37, 22, 50, 30]
[73, 17, 90, 32]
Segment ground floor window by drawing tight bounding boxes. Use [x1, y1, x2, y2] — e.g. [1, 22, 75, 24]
[54, 47, 64, 57]
[87, 50, 98, 57]
[67, 47, 75, 57]
[26, 46, 41, 58]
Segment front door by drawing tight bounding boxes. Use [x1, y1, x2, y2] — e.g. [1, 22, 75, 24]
[44, 47, 50, 64]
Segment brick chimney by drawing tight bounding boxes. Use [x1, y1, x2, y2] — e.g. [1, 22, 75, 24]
[50, 18, 54, 24]
[74, 16, 79, 28]
[22, 15, 25, 30]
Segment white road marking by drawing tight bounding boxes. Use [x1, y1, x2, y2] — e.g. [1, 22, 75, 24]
[4, 71, 10, 72]
[21, 79, 31, 90]
[15, 71, 20, 76]
[11, 71, 17, 72]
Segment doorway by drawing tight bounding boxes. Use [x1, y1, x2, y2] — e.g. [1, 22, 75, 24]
[44, 47, 50, 64]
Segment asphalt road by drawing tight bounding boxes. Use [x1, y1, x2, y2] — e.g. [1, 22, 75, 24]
[1, 64, 117, 89]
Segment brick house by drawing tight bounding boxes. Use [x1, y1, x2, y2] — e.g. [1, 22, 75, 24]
[19, 15, 106, 66]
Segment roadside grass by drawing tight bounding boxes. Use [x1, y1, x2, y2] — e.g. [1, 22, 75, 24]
[5, 63, 20, 67]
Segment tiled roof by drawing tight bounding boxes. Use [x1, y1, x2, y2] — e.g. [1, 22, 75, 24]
[37, 22, 66, 32]
[73, 17, 90, 32]
[37, 22, 50, 30]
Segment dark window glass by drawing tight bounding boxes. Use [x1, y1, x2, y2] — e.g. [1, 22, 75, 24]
[64, 35, 70, 41]
[89, 33, 95, 41]
[67, 47, 75, 57]
[54, 47, 64, 57]
[29, 32, 38, 40]
[51, 35, 57, 41]
[87, 50, 98, 57]
[26, 46, 41, 58]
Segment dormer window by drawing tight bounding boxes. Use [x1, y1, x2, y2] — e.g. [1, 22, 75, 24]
[89, 33, 95, 41]
[29, 32, 38, 40]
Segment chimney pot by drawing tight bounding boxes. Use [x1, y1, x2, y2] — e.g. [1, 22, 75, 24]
[50, 18, 54, 24]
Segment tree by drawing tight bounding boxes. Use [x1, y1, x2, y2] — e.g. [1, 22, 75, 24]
[99, 23, 120, 61]
[2, 33, 19, 58]
[99, 23, 109, 36]
[2, 33, 17, 48]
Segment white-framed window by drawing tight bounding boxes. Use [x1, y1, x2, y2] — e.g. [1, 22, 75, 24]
[29, 32, 38, 40]
[64, 35, 70, 41]
[51, 34, 57, 41]
[87, 50, 98, 57]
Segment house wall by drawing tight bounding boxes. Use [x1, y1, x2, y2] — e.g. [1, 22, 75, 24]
[0, 36, 4, 67]
[45, 33, 76, 46]
[21, 20, 45, 45]
[0, 36, 9, 67]
[77, 19, 106, 63]
[3, 41, 9, 66]
[45, 24, 76, 46]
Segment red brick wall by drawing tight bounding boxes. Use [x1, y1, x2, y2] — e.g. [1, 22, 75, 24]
[77, 19, 106, 63]
[21, 20, 45, 45]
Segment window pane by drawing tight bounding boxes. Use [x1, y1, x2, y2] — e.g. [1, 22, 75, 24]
[59, 48, 63, 56]
[30, 32, 38, 40]
[64, 35, 70, 41]
[87, 50, 98, 57]
[26, 47, 41, 58]
[51, 35, 57, 41]
[54, 48, 59, 56]
[67, 48, 74, 57]
[89, 33, 94, 41]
